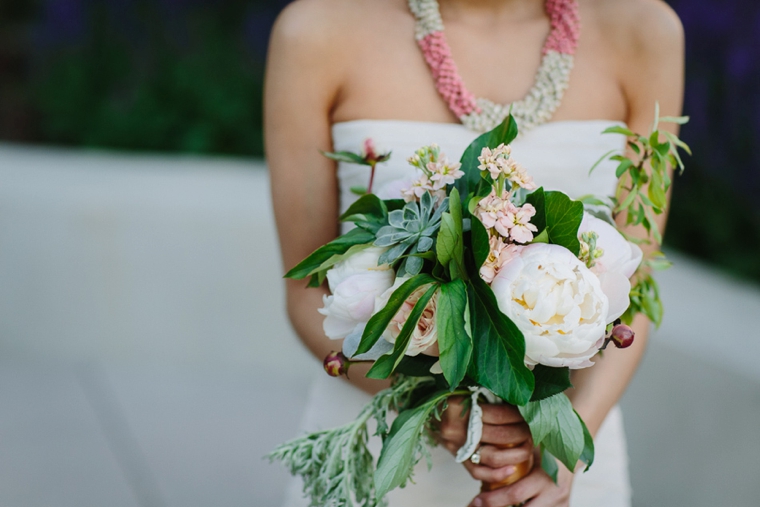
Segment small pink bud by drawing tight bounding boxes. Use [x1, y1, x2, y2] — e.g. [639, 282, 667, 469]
[323, 351, 350, 377]
[610, 325, 635, 349]
[362, 138, 378, 161]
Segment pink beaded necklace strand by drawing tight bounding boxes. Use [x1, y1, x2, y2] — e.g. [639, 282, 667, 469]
[409, 0, 580, 132]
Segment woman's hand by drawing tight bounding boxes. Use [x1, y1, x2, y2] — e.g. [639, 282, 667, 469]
[468, 453, 574, 507]
[436, 398, 534, 484]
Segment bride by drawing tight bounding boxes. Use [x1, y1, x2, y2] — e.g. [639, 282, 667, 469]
[266, 0, 684, 505]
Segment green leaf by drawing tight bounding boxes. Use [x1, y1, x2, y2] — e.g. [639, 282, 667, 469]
[467, 278, 534, 406]
[519, 394, 585, 471]
[531, 365, 572, 401]
[530, 229, 549, 244]
[587, 149, 617, 176]
[658, 115, 690, 125]
[456, 115, 519, 197]
[367, 284, 439, 379]
[340, 194, 388, 222]
[321, 150, 368, 165]
[375, 392, 445, 496]
[357, 274, 437, 355]
[576, 411, 595, 471]
[615, 159, 633, 179]
[350, 186, 368, 196]
[437, 214, 458, 269]
[436, 280, 472, 389]
[285, 227, 376, 279]
[543, 191, 584, 255]
[395, 355, 441, 377]
[307, 243, 373, 276]
[541, 446, 559, 483]
[648, 171, 667, 210]
[470, 216, 491, 270]
[602, 125, 636, 137]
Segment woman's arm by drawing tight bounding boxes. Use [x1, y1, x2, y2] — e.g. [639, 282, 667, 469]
[265, 1, 387, 394]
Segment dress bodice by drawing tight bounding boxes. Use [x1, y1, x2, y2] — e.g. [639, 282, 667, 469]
[331, 119, 626, 221]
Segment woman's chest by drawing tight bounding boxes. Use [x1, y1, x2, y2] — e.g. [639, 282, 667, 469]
[331, 2, 627, 125]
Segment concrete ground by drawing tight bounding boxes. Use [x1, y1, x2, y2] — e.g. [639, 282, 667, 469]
[0, 143, 757, 507]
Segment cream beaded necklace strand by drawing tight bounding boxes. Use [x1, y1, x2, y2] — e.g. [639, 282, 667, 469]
[409, 0, 580, 132]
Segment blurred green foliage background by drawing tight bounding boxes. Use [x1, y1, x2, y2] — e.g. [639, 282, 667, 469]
[0, 0, 758, 283]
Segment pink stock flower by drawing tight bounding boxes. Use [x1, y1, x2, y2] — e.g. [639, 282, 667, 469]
[428, 157, 464, 190]
[476, 190, 512, 230]
[504, 203, 539, 243]
[506, 160, 538, 190]
[477, 144, 512, 180]
[401, 175, 435, 202]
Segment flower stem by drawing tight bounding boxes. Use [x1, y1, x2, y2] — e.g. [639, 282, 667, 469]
[367, 162, 377, 194]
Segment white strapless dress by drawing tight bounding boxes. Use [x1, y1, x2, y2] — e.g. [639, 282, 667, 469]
[282, 119, 632, 507]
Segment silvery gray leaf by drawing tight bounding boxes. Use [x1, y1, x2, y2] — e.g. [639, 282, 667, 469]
[405, 256, 423, 275]
[388, 209, 405, 228]
[417, 236, 434, 252]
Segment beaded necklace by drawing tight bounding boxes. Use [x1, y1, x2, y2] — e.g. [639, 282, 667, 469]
[409, 0, 580, 133]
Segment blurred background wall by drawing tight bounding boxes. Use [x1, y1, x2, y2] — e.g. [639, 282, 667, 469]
[0, 1, 758, 507]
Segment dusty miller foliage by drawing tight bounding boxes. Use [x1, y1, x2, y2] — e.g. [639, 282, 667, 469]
[267, 375, 435, 507]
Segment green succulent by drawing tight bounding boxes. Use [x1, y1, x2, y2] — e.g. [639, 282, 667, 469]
[374, 192, 449, 276]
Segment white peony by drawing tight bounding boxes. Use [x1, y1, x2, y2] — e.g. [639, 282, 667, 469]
[318, 247, 395, 340]
[491, 243, 630, 369]
[375, 276, 440, 357]
[579, 213, 643, 322]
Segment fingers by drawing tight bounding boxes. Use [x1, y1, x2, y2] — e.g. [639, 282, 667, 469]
[468, 467, 552, 507]
[480, 404, 525, 425]
[480, 421, 532, 447]
[437, 396, 468, 448]
[476, 441, 534, 468]
[462, 460, 516, 484]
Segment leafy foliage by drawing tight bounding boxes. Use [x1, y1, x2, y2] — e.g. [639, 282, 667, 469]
[518, 394, 586, 471]
[268, 375, 434, 507]
[435, 279, 472, 389]
[467, 277, 534, 406]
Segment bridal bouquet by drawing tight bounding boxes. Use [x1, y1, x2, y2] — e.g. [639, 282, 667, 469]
[269, 111, 688, 506]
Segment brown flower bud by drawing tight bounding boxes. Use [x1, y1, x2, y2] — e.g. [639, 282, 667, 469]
[323, 351, 350, 377]
[610, 324, 635, 349]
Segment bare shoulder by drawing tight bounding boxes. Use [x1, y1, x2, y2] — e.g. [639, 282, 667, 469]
[271, 0, 394, 54]
[588, 0, 684, 58]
